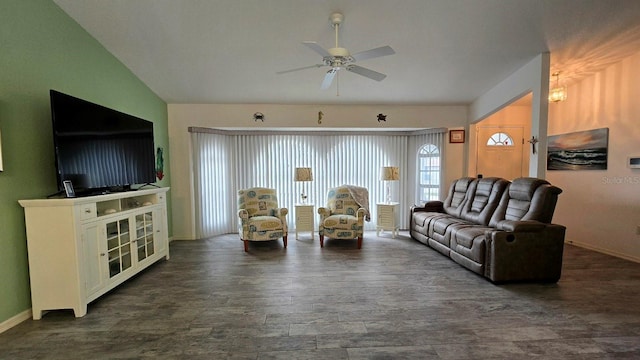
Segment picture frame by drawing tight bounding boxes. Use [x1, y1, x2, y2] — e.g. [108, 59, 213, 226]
[449, 129, 465, 143]
[548, 128, 608, 170]
[63, 180, 76, 198]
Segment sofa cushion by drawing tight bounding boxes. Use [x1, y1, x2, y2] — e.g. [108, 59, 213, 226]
[449, 226, 494, 274]
[412, 211, 432, 228]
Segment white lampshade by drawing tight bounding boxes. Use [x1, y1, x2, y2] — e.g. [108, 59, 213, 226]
[295, 167, 313, 182]
[381, 166, 400, 181]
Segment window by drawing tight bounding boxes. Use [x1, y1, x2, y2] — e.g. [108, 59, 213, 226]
[486, 132, 514, 146]
[417, 144, 440, 203]
[191, 129, 446, 238]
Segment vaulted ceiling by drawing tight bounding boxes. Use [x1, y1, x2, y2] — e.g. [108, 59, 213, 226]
[54, 0, 640, 105]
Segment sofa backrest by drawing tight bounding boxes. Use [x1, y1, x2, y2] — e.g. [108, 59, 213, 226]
[489, 177, 563, 225]
[442, 177, 475, 217]
[460, 177, 510, 225]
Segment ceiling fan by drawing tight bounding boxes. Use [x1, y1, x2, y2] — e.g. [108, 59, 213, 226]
[277, 12, 395, 90]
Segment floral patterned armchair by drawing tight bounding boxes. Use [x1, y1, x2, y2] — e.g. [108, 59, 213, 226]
[237, 187, 288, 252]
[318, 185, 369, 249]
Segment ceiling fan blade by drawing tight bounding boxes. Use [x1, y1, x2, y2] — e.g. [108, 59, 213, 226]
[346, 65, 386, 81]
[351, 45, 395, 62]
[320, 68, 338, 89]
[303, 41, 331, 58]
[276, 64, 324, 74]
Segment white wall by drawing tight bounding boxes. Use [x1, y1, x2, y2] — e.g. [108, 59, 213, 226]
[547, 51, 640, 262]
[468, 104, 532, 177]
[168, 104, 468, 240]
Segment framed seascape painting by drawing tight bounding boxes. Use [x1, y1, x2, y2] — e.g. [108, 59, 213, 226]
[547, 128, 609, 170]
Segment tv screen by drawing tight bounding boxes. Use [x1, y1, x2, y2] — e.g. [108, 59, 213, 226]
[50, 90, 156, 194]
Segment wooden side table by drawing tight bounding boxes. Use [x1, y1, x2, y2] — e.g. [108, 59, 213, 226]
[295, 204, 314, 240]
[376, 202, 400, 238]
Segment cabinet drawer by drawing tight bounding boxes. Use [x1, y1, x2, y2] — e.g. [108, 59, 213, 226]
[79, 203, 97, 220]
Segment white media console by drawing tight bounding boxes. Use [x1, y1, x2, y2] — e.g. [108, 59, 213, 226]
[19, 187, 170, 319]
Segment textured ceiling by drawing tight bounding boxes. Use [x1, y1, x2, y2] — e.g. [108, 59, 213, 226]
[53, 0, 640, 105]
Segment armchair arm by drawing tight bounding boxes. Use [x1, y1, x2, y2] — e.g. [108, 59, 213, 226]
[317, 207, 331, 235]
[238, 209, 249, 239]
[275, 207, 288, 232]
[356, 208, 367, 224]
[275, 207, 288, 217]
[484, 224, 566, 283]
[317, 207, 331, 218]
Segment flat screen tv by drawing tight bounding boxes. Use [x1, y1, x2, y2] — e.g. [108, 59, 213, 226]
[50, 90, 156, 195]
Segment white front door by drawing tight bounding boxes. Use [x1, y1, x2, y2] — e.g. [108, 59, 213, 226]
[476, 127, 524, 180]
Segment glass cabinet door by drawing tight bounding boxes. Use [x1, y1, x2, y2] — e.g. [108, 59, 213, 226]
[134, 212, 155, 263]
[106, 218, 132, 278]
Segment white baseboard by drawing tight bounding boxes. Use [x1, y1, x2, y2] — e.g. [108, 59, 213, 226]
[0, 309, 31, 334]
[566, 239, 640, 263]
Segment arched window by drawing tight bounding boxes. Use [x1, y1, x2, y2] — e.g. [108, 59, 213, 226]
[486, 132, 514, 146]
[417, 144, 440, 202]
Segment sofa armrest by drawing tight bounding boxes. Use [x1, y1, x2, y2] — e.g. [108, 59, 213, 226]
[411, 201, 444, 214]
[484, 224, 566, 283]
[494, 220, 546, 232]
[238, 209, 249, 220]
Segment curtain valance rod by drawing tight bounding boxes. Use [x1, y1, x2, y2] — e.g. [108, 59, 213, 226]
[188, 127, 447, 136]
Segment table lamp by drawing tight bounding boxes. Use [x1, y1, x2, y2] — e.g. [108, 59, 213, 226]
[294, 167, 313, 204]
[381, 166, 399, 204]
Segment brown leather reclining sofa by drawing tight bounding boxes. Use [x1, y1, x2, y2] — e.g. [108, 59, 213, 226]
[410, 177, 566, 283]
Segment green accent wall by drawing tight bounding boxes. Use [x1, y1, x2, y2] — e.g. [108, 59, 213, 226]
[0, 0, 171, 324]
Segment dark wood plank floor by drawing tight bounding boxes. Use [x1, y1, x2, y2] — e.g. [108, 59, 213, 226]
[1, 231, 640, 359]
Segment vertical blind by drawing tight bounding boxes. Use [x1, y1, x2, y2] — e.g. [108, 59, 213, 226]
[191, 129, 445, 239]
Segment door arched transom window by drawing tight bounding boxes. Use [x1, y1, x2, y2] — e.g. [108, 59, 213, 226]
[486, 132, 514, 146]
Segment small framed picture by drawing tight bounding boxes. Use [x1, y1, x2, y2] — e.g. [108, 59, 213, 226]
[449, 129, 465, 143]
[63, 180, 76, 198]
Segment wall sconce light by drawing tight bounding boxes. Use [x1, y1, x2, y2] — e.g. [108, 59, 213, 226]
[549, 72, 567, 103]
[380, 166, 399, 204]
[253, 112, 265, 121]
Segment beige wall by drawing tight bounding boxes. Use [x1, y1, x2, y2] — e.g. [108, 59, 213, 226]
[168, 104, 467, 240]
[470, 53, 550, 177]
[548, 51, 640, 262]
[468, 103, 532, 177]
